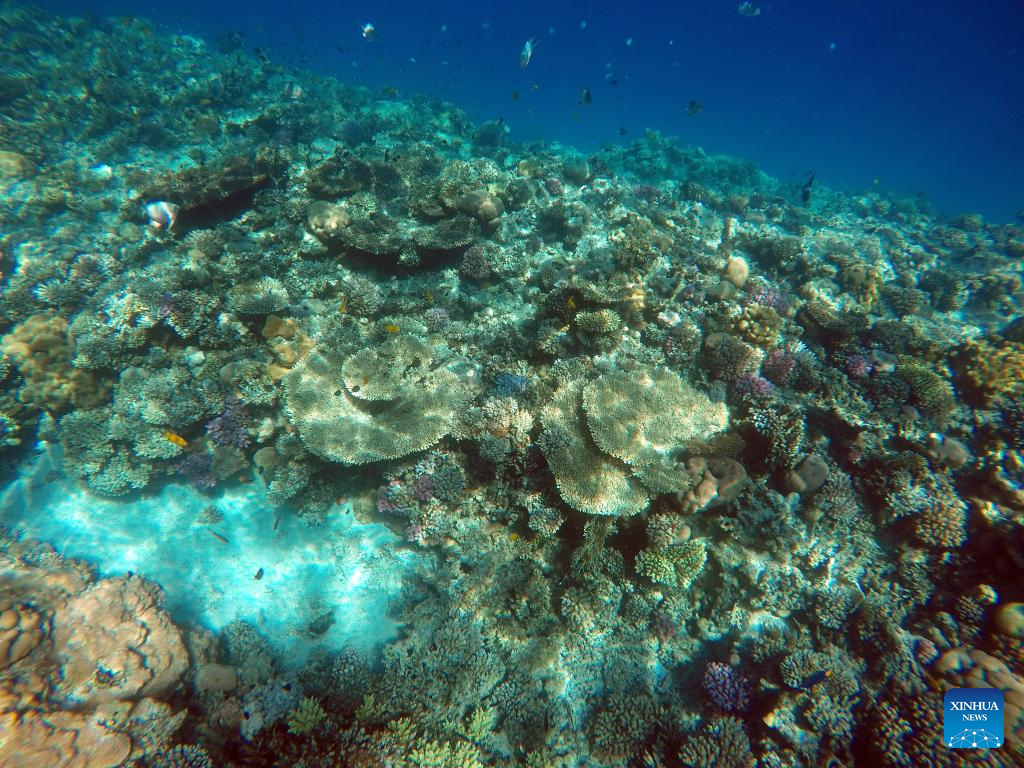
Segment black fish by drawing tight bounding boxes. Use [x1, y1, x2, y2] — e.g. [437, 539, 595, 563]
[801, 170, 816, 204]
[579, 87, 592, 107]
[686, 99, 702, 117]
[254, 567, 264, 581]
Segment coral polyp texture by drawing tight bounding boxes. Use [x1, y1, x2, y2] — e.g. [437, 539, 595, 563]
[0, 3, 1022, 767]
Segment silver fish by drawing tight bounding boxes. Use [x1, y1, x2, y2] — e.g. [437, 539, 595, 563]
[520, 36, 538, 68]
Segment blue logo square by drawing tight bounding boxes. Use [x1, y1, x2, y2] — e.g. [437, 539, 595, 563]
[944, 688, 1004, 749]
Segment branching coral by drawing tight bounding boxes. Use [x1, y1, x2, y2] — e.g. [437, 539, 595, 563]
[635, 539, 707, 588]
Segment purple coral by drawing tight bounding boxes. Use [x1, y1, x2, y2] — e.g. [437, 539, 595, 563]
[205, 395, 251, 449]
[376, 480, 404, 514]
[734, 373, 775, 400]
[412, 474, 434, 502]
[424, 307, 451, 331]
[761, 348, 796, 386]
[176, 453, 217, 489]
[745, 283, 791, 314]
[845, 353, 874, 379]
[703, 661, 751, 712]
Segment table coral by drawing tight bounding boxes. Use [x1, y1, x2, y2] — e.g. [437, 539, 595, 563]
[284, 341, 469, 465]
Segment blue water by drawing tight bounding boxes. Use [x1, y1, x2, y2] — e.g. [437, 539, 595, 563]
[38, 0, 1024, 222]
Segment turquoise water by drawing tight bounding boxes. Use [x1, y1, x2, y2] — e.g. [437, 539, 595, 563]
[1, 3, 1022, 767]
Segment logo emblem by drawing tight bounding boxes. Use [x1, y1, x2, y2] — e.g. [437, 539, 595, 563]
[944, 688, 1004, 749]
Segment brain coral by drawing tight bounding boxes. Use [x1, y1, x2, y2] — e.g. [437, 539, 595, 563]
[284, 337, 469, 465]
[540, 367, 729, 516]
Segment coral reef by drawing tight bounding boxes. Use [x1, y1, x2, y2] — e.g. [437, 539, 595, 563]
[0, 5, 1022, 767]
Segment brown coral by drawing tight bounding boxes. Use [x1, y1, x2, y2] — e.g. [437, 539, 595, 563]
[680, 457, 748, 513]
[262, 314, 314, 381]
[0, 706, 132, 768]
[52, 576, 189, 705]
[732, 304, 782, 348]
[0, 602, 44, 668]
[950, 336, 1024, 407]
[1, 313, 105, 412]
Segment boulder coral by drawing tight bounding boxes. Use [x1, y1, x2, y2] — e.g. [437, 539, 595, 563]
[1, 313, 105, 412]
[0, 533, 192, 768]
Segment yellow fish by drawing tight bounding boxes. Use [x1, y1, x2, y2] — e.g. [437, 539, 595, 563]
[163, 431, 188, 447]
[383, 324, 400, 334]
[338, 294, 348, 314]
[566, 296, 577, 310]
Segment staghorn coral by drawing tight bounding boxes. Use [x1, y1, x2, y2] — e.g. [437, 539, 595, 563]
[703, 661, 752, 712]
[284, 339, 469, 464]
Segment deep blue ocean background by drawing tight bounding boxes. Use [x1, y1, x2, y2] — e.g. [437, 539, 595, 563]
[34, 0, 1024, 221]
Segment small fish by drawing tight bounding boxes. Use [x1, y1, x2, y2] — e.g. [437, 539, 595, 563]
[578, 87, 592, 107]
[617, 127, 628, 135]
[625, 37, 633, 47]
[801, 669, 832, 690]
[801, 170, 816, 205]
[163, 430, 188, 447]
[338, 295, 348, 314]
[273, 515, 281, 531]
[361, 22, 376, 41]
[531, 83, 540, 92]
[738, 2, 761, 17]
[566, 296, 577, 311]
[383, 323, 400, 333]
[146, 201, 179, 230]
[686, 99, 703, 117]
[254, 567, 264, 581]
[282, 81, 303, 100]
[208, 529, 229, 544]
[511, 90, 521, 101]
[520, 36, 538, 68]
